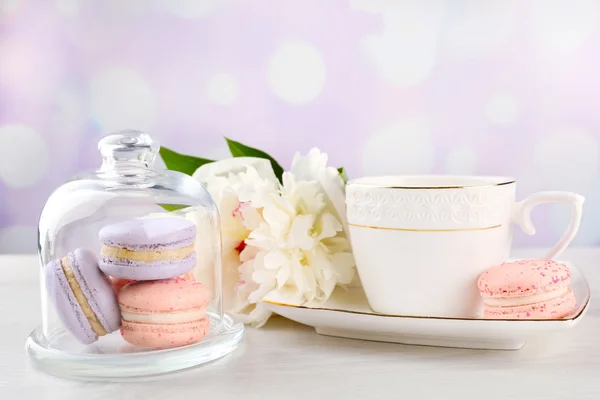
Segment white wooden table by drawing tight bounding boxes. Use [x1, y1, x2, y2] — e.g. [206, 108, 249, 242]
[1, 248, 599, 399]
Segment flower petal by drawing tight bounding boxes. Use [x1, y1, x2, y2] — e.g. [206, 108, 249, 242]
[289, 148, 349, 236]
[321, 236, 352, 252]
[292, 257, 308, 295]
[261, 201, 292, 239]
[247, 282, 275, 304]
[232, 302, 273, 327]
[193, 157, 277, 184]
[276, 266, 290, 288]
[316, 212, 343, 240]
[263, 250, 290, 271]
[288, 214, 315, 250]
[332, 251, 356, 284]
[239, 243, 259, 262]
[236, 167, 279, 209]
[239, 203, 263, 231]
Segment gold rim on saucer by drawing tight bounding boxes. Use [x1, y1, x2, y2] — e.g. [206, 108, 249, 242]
[262, 293, 589, 322]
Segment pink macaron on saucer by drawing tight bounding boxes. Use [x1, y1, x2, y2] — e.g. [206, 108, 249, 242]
[477, 259, 579, 320]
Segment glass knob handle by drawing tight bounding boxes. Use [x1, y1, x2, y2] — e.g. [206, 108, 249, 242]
[98, 130, 159, 167]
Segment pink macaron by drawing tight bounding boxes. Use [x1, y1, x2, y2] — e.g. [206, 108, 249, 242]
[118, 277, 211, 349]
[477, 259, 576, 319]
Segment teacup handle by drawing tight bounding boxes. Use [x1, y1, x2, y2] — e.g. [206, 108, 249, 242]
[513, 191, 585, 259]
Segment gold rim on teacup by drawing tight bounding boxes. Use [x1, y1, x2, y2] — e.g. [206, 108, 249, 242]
[346, 175, 516, 190]
[346, 223, 503, 232]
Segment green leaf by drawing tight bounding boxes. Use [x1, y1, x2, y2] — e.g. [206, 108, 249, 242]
[159, 204, 188, 212]
[338, 167, 348, 184]
[225, 137, 284, 182]
[159, 146, 215, 176]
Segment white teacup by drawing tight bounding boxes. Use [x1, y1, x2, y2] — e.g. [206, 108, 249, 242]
[345, 175, 584, 318]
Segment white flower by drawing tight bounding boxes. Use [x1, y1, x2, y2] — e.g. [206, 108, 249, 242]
[183, 151, 357, 327]
[243, 172, 356, 304]
[193, 158, 279, 325]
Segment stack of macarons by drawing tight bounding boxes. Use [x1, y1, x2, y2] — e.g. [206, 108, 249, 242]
[45, 217, 211, 349]
[477, 259, 577, 320]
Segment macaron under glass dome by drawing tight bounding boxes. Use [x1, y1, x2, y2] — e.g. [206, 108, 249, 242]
[26, 130, 244, 380]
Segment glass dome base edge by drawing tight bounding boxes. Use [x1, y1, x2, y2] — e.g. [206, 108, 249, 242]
[25, 313, 245, 381]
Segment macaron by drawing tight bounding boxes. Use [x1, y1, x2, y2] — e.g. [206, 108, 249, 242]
[45, 248, 121, 344]
[477, 259, 576, 319]
[118, 277, 211, 348]
[98, 218, 197, 280]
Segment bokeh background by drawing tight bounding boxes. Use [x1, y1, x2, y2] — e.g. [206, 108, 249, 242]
[0, 0, 599, 253]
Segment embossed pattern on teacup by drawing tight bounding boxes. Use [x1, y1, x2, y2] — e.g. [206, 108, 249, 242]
[346, 185, 514, 229]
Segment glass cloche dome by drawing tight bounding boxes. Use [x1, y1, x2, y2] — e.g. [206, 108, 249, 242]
[26, 130, 244, 380]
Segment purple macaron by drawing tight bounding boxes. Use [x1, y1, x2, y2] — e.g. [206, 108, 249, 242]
[45, 248, 121, 345]
[98, 217, 197, 280]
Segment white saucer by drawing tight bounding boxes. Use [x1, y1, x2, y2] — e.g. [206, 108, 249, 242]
[261, 261, 590, 350]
